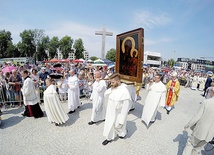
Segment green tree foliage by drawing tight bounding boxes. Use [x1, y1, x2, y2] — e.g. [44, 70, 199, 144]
[0, 30, 13, 58]
[90, 56, 98, 61]
[37, 36, 50, 61]
[48, 36, 59, 59]
[5, 43, 21, 57]
[17, 30, 35, 57]
[168, 58, 175, 67]
[59, 36, 73, 59]
[73, 38, 84, 59]
[106, 48, 116, 62]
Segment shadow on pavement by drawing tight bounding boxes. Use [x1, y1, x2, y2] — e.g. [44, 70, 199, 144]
[173, 130, 188, 155]
[0, 116, 25, 129]
[64, 103, 92, 126]
[126, 121, 137, 138]
[2, 107, 24, 115]
[128, 101, 143, 119]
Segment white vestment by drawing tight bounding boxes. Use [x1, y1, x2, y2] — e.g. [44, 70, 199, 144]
[191, 76, 198, 90]
[30, 74, 40, 103]
[90, 80, 107, 122]
[67, 75, 81, 111]
[44, 85, 69, 124]
[141, 81, 166, 126]
[198, 77, 205, 91]
[103, 84, 132, 140]
[21, 77, 39, 106]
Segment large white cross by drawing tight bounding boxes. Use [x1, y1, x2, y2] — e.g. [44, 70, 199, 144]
[95, 26, 113, 59]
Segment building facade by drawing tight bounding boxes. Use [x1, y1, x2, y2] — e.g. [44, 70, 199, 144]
[177, 57, 214, 72]
[144, 51, 162, 67]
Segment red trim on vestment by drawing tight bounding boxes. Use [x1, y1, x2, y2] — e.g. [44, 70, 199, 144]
[166, 81, 176, 106]
[27, 105, 33, 117]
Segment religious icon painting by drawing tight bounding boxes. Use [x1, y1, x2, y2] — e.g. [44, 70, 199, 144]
[116, 28, 144, 83]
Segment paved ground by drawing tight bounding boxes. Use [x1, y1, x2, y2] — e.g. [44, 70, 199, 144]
[1, 86, 214, 155]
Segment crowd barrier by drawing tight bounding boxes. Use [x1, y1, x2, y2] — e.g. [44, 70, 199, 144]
[0, 83, 91, 109]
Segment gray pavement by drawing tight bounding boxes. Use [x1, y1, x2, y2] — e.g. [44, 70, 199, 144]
[1, 86, 214, 155]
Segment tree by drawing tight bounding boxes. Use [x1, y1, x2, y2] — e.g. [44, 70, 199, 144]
[37, 36, 50, 61]
[73, 38, 84, 59]
[17, 30, 35, 57]
[5, 43, 21, 57]
[59, 36, 73, 59]
[168, 58, 175, 67]
[0, 30, 13, 58]
[48, 36, 59, 59]
[16, 29, 46, 62]
[90, 56, 98, 61]
[106, 48, 116, 62]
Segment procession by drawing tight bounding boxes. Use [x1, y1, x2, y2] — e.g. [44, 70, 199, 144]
[0, 54, 214, 154]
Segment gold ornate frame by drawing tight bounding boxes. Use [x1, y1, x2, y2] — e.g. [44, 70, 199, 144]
[116, 28, 144, 83]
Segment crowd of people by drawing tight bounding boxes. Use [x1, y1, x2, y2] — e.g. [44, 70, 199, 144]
[142, 67, 214, 98]
[0, 61, 214, 152]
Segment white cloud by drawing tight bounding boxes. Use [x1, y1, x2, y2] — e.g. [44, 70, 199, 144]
[133, 10, 172, 28]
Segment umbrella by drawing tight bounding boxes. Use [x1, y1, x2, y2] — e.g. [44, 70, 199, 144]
[206, 71, 213, 75]
[92, 59, 107, 66]
[79, 58, 85, 62]
[49, 58, 59, 63]
[60, 59, 70, 63]
[49, 73, 63, 79]
[52, 67, 63, 71]
[53, 63, 62, 68]
[87, 59, 93, 63]
[94, 59, 104, 63]
[91, 62, 107, 67]
[73, 59, 83, 63]
[107, 64, 115, 69]
[2, 66, 17, 73]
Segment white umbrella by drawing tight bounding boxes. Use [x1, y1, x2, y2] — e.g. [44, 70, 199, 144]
[91, 61, 107, 66]
[94, 59, 104, 63]
[87, 59, 93, 63]
[107, 65, 115, 69]
[79, 58, 85, 62]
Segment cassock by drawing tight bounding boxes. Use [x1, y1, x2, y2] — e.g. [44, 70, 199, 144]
[67, 75, 81, 111]
[44, 84, 69, 124]
[90, 79, 106, 122]
[141, 81, 166, 126]
[21, 76, 43, 118]
[103, 84, 132, 140]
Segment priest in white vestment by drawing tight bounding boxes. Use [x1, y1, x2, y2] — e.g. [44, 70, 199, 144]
[21, 70, 43, 118]
[102, 73, 132, 145]
[88, 71, 106, 125]
[67, 70, 81, 114]
[44, 78, 69, 126]
[141, 74, 166, 127]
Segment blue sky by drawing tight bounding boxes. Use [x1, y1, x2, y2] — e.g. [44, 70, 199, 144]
[0, 0, 213, 61]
